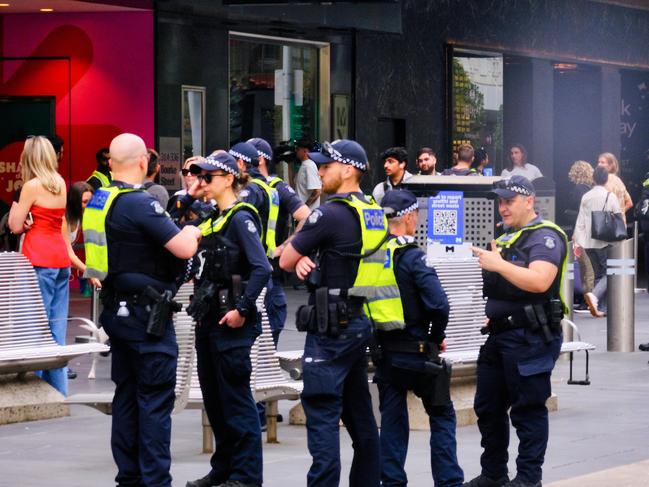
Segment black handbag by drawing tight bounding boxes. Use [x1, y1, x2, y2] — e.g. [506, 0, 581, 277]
[591, 193, 626, 242]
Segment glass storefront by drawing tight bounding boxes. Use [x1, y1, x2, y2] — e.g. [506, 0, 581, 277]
[450, 48, 503, 172]
[229, 35, 320, 148]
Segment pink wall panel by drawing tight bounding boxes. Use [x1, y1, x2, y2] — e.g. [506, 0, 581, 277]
[0, 11, 153, 204]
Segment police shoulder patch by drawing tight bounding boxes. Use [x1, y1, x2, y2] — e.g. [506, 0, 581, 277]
[308, 209, 322, 224]
[239, 189, 250, 198]
[151, 200, 165, 215]
[246, 219, 258, 234]
[543, 235, 556, 249]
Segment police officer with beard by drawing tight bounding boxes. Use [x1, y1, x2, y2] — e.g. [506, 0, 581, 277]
[280, 139, 382, 487]
[83, 133, 201, 487]
[463, 176, 567, 487]
[376, 190, 464, 487]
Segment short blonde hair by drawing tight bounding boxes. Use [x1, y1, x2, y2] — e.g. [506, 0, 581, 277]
[20, 136, 62, 194]
[568, 160, 593, 186]
[598, 152, 619, 175]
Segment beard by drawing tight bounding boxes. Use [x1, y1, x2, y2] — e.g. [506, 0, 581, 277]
[321, 170, 343, 194]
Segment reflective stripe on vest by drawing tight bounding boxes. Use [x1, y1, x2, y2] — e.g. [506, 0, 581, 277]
[268, 176, 283, 188]
[87, 170, 112, 188]
[495, 220, 569, 314]
[198, 201, 261, 238]
[82, 186, 140, 280]
[328, 194, 394, 323]
[250, 178, 279, 257]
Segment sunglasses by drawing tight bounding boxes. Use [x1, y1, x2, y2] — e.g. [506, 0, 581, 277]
[197, 172, 228, 184]
[181, 169, 192, 176]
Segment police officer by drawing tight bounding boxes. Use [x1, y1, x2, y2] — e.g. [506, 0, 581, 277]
[185, 152, 272, 487]
[280, 139, 382, 487]
[375, 190, 464, 487]
[86, 146, 112, 190]
[83, 133, 201, 487]
[463, 176, 567, 487]
[246, 137, 310, 345]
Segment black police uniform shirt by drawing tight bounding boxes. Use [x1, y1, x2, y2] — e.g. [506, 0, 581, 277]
[269, 176, 304, 245]
[485, 216, 565, 320]
[196, 206, 272, 348]
[290, 191, 365, 302]
[383, 239, 450, 345]
[106, 182, 180, 293]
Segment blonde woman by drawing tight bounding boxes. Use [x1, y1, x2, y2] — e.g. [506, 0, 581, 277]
[598, 152, 633, 219]
[167, 155, 214, 224]
[568, 161, 595, 300]
[8, 136, 71, 395]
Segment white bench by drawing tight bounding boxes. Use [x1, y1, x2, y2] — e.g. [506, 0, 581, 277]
[276, 256, 595, 386]
[67, 282, 197, 414]
[0, 252, 109, 377]
[188, 287, 303, 450]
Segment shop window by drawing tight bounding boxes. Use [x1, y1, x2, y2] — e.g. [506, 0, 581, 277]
[229, 35, 321, 147]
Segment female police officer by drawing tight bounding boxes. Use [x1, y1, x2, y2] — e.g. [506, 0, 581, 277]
[185, 152, 272, 487]
[464, 176, 567, 487]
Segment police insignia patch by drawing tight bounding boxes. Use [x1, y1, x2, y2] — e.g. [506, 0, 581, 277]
[246, 220, 257, 233]
[151, 201, 165, 214]
[308, 209, 322, 224]
[544, 236, 556, 249]
[239, 189, 250, 198]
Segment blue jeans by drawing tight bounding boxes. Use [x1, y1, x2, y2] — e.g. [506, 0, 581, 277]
[34, 266, 70, 396]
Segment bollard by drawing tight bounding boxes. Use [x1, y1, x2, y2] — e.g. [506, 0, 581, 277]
[560, 243, 574, 345]
[606, 238, 635, 352]
[91, 286, 100, 324]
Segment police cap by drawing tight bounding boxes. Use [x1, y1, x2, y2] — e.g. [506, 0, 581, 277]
[491, 175, 535, 199]
[380, 189, 419, 219]
[308, 139, 369, 172]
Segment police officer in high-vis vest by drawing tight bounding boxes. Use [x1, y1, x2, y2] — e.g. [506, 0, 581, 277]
[463, 176, 567, 487]
[86, 146, 112, 190]
[280, 139, 382, 487]
[83, 133, 201, 487]
[376, 190, 464, 487]
[185, 152, 271, 487]
[245, 137, 310, 345]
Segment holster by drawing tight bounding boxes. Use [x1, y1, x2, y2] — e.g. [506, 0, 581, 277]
[187, 281, 216, 321]
[294, 288, 359, 338]
[142, 286, 182, 339]
[487, 301, 562, 343]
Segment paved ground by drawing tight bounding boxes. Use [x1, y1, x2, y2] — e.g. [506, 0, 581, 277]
[2, 285, 649, 486]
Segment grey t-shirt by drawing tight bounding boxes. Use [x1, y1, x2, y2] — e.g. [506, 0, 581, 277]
[295, 159, 322, 210]
[144, 182, 170, 209]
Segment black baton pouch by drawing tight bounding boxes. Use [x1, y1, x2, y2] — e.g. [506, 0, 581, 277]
[296, 305, 315, 332]
[328, 303, 340, 338]
[315, 287, 329, 334]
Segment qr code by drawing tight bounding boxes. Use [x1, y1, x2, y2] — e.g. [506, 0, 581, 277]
[433, 210, 457, 235]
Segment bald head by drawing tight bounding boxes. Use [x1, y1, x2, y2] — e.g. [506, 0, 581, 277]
[109, 133, 147, 167]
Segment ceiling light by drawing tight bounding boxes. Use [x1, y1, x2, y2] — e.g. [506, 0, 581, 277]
[40, 8, 54, 12]
[0, 3, 10, 6]
[553, 63, 578, 70]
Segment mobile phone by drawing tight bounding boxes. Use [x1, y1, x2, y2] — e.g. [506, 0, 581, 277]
[26, 212, 33, 225]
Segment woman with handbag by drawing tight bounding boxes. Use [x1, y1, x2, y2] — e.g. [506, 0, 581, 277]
[573, 166, 624, 317]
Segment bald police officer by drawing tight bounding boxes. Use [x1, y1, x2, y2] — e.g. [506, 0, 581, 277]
[84, 133, 201, 487]
[280, 139, 382, 487]
[463, 176, 567, 487]
[376, 190, 464, 487]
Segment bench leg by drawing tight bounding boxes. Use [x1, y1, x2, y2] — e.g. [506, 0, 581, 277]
[266, 400, 279, 444]
[567, 351, 591, 386]
[202, 408, 214, 454]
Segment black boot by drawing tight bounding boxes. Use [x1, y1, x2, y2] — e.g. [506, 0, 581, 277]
[186, 474, 218, 487]
[463, 474, 510, 487]
[503, 478, 541, 487]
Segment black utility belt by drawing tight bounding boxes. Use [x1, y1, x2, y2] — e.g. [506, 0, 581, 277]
[381, 340, 438, 356]
[484, 300, 562, 343]
[295, 299, 364, 337]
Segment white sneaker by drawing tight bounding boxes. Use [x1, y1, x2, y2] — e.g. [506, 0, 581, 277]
[584, 292, 604, 317]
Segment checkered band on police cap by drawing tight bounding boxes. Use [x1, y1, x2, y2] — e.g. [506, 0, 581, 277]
[228, 142, 259, 165]
[190, 152, 239, 176]
[246, 137, 273, 160]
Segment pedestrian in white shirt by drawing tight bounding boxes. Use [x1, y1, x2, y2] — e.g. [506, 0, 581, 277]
[573, 166, 623, 317]
[501, 143, 543, 181]
[372, 146, 413, 204]
[294, 139, 322, 210]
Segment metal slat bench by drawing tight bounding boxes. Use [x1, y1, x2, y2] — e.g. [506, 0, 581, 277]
[0, 252, 109, 379]
[188, 287, 303, 449]
[276, 257, 595, 386]
[66, 282, 197, 414]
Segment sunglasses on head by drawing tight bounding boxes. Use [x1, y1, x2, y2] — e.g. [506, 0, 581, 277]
[197, 172, 228, 184]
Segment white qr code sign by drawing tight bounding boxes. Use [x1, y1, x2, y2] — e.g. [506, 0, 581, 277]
[427, 191, 464, 244]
